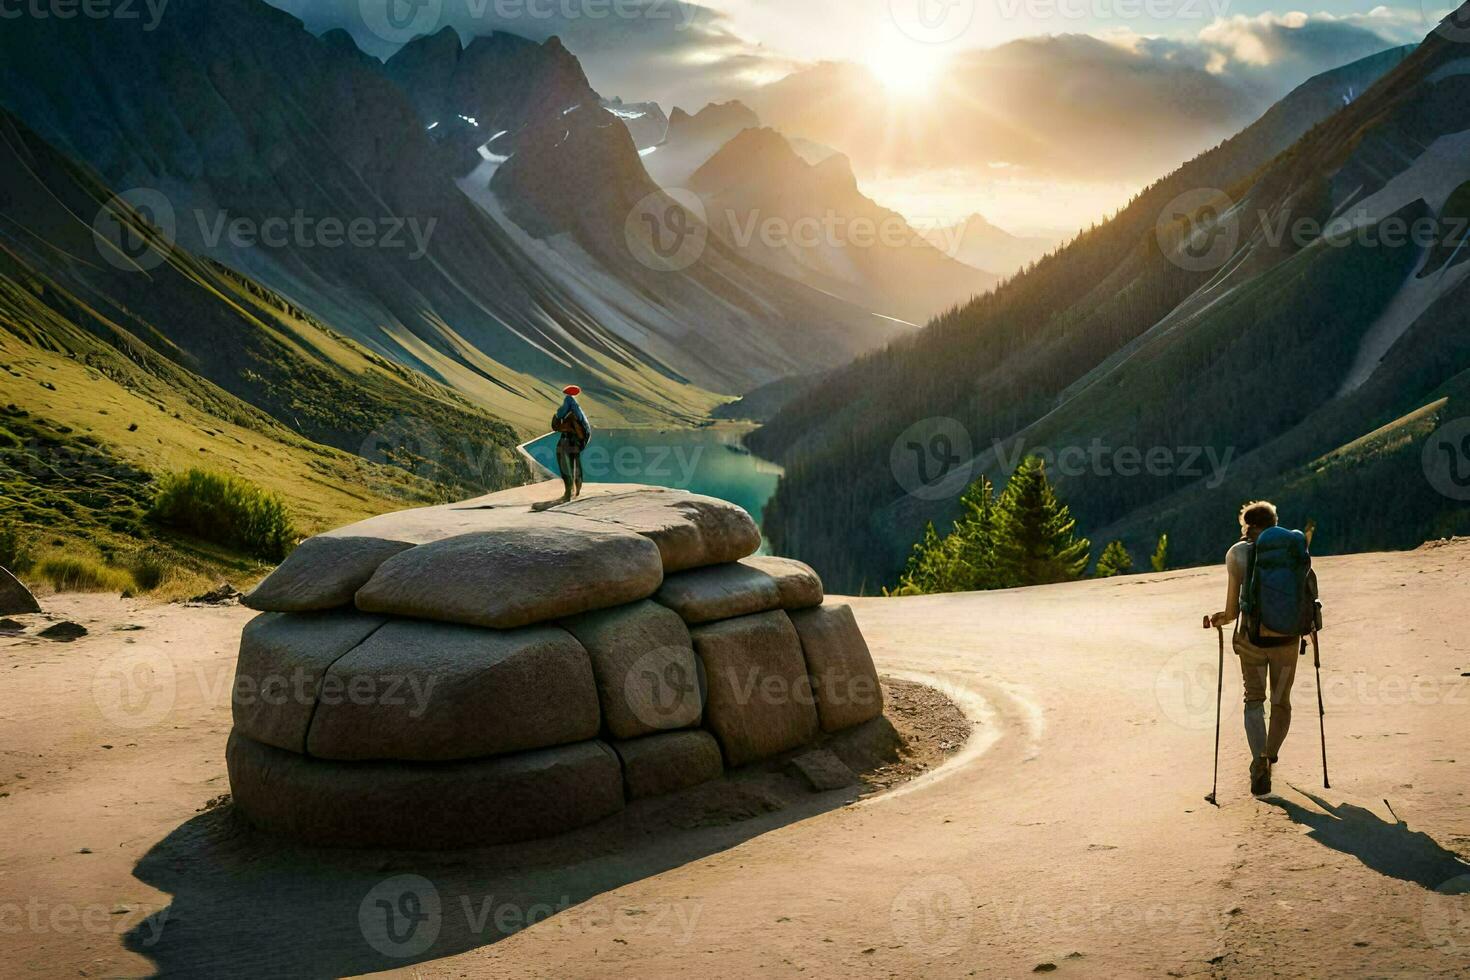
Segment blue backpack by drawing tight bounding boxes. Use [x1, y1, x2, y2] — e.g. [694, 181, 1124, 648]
[1242, 527, 1322, 644]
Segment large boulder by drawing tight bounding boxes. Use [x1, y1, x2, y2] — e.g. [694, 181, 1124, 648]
[354, 520, 664, 629]
[306, 620, 600, 761]
[0, 566, 40, 616]
[227, 732, 625, 849]
[655, 557, 821, 625]
[691, 610, 819, 767]
[790, 604, 884, 733]
[612, 730, 723, 800]
[560, 600, 703, 739]
[557, 489, 761, 572]
[232, 610, 388, 752]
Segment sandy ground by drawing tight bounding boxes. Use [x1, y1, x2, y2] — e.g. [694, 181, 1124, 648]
[1, 543, 1468, 978]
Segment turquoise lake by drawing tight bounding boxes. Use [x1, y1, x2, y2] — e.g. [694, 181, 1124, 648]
[524, 427, 783, 529]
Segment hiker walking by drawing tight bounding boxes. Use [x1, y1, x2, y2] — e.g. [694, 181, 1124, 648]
[1206, 501, 1321, 797]
[552, 385, 591, 502]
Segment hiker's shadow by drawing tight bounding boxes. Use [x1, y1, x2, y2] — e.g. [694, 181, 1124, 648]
[1273, 789, 1470, 890]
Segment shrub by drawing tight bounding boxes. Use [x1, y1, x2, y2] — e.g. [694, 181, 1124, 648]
[0, 522, 33, 574]
[37, 556, 134, 593]
[148, 469, 296, 561]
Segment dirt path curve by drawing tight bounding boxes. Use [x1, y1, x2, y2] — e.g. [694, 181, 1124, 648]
[1, 544, 1468, 978]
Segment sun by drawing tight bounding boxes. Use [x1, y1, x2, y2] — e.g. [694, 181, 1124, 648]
[864, 41, 947, 99]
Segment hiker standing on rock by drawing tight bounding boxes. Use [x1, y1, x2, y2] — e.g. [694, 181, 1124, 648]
[1206, 500, 1320, 797]
[553, 385, 592, 502]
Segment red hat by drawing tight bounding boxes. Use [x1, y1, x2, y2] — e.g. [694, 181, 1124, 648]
[562, 385, 582, 396]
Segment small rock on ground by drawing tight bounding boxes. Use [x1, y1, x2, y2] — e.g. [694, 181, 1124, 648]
[789, 749, 857, 792]
[187, 584, 243, 606]
[39, 622, 88, 642]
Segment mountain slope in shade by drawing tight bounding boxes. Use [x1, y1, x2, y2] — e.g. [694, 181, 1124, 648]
[642, 100, 761, 189]
[751, 35, 1460, 592]
[921, 214, 1060, 280]
[0, 0, 898, 430]
[0, 106, 528, 571]
[689, 128, 998, 324]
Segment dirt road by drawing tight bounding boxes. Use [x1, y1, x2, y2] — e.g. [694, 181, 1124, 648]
[2, 543, 1467, 978]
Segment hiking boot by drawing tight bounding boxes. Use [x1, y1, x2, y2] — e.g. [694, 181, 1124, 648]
[1250, 756, 1272, 797]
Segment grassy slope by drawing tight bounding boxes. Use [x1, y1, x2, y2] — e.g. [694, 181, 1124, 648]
[0, 109, 538, 594]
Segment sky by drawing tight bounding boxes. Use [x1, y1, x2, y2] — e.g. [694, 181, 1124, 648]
[271, 0, 1456, 233]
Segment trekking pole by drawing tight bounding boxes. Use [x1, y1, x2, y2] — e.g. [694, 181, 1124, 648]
[1204, 617, 1224, 807]
[1312, 630, 1330, 789]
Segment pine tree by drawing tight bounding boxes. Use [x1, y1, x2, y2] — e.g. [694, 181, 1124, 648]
[1151, 533, 1169, 573]
[948, 476, 997, 591]
[1095, 540, 1134, 578]
[991, 456, 1091, 588]
[890, 522, 950, 596]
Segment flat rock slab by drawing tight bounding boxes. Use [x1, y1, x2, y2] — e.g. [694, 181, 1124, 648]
[0, 567, 40, 616]
[561, 600, 703, 739]
[656, 557, 822, 625]
[740, 556, 824, 610]
[306, 620, 600, 762]
[691, 610, 819, 767]
[612, 730, 723, 800]
[232, 611, 388, 753]
[39, 622, 87, 642]
[789, 748, 858, 792]
[227, 732, 625, 849]
[556, 490, 761, 572]
[245, 484, 756, 613]
[790, 604, 884, 733]
[354, 519, 664, 629]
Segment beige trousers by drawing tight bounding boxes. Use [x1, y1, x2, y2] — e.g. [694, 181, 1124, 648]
[1233, 631, 1299, 761]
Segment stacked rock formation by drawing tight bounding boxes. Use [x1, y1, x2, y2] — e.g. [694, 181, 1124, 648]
[228, 482, 884, 848]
